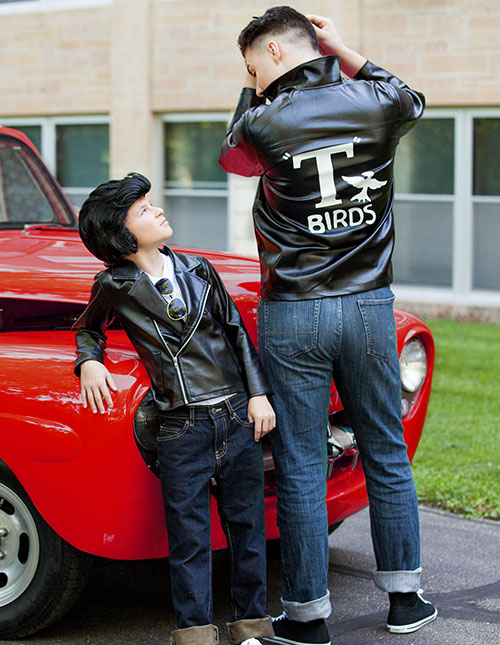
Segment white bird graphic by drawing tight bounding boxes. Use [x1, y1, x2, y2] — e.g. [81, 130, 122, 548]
[342, 170, 387, 203]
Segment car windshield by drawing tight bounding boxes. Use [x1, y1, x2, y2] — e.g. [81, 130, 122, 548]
[0, 133, 76, 228]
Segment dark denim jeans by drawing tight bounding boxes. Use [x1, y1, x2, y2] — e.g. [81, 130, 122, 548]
[156, 392, 267, 628]
[258, 287, 422, 621]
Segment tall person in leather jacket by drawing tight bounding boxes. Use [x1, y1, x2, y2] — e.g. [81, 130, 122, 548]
[220, 7, 437, 644]
[73, 172, 276, 645]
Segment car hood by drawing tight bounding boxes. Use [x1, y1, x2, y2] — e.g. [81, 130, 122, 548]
[0, 228, 262, 304]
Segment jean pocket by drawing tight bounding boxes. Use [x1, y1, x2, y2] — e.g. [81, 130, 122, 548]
[261, 299, 320, 359]
[157, 417, 189, 442]
[357, 295, 396, 361]
[231, 405, 254, 428]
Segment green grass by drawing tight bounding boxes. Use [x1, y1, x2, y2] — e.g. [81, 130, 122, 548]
[412, 318, 500, 520]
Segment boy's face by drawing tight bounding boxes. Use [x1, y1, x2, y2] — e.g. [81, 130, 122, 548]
[125, 195, 172, 250]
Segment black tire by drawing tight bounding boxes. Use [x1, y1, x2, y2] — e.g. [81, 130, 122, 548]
[0, 463, 92, 639]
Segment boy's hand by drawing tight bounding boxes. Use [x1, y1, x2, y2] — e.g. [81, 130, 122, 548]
[307, 14, 367, 77]
[80, 359, 118, 414]
[307, 14, 346, 56]
[244, 68, 257, 90]
[248, 394, 276, 442]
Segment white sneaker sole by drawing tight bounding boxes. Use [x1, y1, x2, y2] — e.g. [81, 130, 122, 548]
[387, 607, 438, 633]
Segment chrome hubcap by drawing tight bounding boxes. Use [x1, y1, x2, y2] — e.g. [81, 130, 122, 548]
[0, 482, 40, 606]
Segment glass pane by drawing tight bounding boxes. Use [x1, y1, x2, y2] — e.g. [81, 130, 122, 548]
[164, 195, 227, 251]
[473, 201, 500, 290]
[394, 118, 454, 195]
[6, 125, 42, 152]
[0, 144, 53, 224]
[392, 199, 453, 287]
[164, 122, 227, 189]
[56, 124, 109, 187]
[474, 118, 500, 196]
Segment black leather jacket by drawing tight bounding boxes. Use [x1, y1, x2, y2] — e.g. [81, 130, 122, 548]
[220, 57, 425, 300]
[74, 248, 271, 411]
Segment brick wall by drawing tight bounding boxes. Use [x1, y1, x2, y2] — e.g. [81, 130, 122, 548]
[2, 0, 499, 119]
[1, 0, 499, 263]
[0, 6, 111, 115]
[150, 0, 500, 111]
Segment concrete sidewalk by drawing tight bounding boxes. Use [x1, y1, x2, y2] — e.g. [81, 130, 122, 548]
[317, 506, 500, 644]
[3, 506, 498, 644]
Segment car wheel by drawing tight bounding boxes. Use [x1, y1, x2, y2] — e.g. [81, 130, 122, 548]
[0, 465, 92, 639]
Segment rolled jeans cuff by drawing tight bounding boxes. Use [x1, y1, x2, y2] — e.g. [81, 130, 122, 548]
[226, 616, 274, 644]
[373, 567, 422, 593]
[282, 591, 331, 622]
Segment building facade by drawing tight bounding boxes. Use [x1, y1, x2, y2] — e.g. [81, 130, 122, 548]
[1, 0, 499, 311]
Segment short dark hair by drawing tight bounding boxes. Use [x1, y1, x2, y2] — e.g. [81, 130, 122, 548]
[238, 6, 319, 55]
[78, 172, 151, 266]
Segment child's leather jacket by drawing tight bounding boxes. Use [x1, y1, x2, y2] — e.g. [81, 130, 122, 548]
[219, 57, 425, 301]
[74, 248, 271, 410]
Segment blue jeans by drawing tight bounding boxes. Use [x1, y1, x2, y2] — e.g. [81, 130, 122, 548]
[156, 392, 267, 628]
[258, 287, 422, 621]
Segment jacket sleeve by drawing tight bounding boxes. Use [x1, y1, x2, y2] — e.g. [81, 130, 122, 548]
[203, 259, 272, 398]
[355, 60, 425, 135]
[73, 276, 115, 376]
[219, 88, 266, 177]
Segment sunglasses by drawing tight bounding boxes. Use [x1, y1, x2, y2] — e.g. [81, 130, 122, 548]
[155, 278, 187, 321]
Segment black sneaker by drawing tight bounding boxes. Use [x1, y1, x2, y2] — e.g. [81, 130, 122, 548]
[386, 589, 437, 634]
[263, 613, 331, 645]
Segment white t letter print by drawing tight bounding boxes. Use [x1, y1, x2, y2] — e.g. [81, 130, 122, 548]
[293, 143, 354, 208]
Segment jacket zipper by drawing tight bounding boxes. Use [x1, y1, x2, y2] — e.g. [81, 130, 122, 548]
[153, 284, 211, 405]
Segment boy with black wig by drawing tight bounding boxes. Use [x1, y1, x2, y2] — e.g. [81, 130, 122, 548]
[74, 172, 275, 645]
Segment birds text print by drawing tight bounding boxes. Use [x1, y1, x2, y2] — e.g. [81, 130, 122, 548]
[292, 140, 387, 234]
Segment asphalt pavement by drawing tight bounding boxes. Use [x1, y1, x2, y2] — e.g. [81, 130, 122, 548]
[3, 506, 498, 644]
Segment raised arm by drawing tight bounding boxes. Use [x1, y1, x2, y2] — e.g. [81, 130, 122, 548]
[307, 14, 367, 78]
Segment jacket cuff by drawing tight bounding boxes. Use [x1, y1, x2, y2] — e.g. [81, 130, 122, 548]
[74, 353, 103, 377]
[354, 59, 382, 80]
[228, 88, 265, 129]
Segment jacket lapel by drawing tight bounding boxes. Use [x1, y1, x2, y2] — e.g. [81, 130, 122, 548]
[170, 250, 210, 346]
[111, 250, 210, 348]
[111, 259, 178, 331]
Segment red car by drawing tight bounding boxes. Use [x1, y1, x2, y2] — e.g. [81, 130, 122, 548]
[0, 126, 434, 639]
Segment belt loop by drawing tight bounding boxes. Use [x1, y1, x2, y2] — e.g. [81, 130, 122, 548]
[225, 395, 235, 420]
[189, 406, 195, 427]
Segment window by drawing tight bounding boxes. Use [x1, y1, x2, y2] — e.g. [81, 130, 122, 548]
[473, 117, 500, 291]
[163, 115, 229, 251]
[393, 117, 454, 287]
[55, 123, 109, 208]
[0, 135, 74, 227]
[0, 117, 109, 210]
[392, 109, 500, 304]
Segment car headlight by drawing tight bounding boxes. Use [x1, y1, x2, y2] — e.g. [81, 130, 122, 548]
[400, 337, 427, 393]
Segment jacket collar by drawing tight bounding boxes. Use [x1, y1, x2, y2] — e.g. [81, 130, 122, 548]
[110, 246, 201, 281]
[110, 248, 209, 343]
[263, 55, 342, 101]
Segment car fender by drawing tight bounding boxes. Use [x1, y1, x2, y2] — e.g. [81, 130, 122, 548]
[0, 331, 170, 560]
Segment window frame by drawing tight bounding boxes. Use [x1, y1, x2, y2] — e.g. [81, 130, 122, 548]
[392, 107, 500, 308]
[0, 115, 109, 206]
[160, 112, 231, 250]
